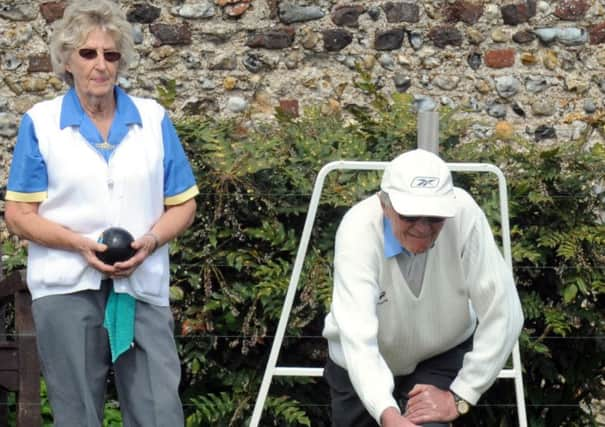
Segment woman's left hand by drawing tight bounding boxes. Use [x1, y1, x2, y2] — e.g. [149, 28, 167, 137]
[109, 200, 195, 278]
[110, 233, 158, 278]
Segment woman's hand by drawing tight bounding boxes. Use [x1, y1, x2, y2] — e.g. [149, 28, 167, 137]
[109, 199, 195, 278]
[79, 237, 116, 275]
[110, 232, 159, 278]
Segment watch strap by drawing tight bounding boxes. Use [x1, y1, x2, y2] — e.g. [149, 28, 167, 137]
[451, 391, 470, 415]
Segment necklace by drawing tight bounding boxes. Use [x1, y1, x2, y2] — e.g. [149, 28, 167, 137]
[95, 140, 115, 150]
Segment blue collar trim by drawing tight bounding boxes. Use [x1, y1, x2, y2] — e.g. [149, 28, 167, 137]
[383, 217, 411, 258]
[60, 86, 141, 128]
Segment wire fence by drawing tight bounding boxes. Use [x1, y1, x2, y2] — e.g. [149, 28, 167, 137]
[1, 336, 603, 418]
[1, 259, 604, 420]
[2, 332, 605, 340]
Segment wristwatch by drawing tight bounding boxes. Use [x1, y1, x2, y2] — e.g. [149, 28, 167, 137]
[451, 391, 470, 415]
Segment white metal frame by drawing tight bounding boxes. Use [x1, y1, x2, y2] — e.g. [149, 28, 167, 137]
[250, 161, 527, 427]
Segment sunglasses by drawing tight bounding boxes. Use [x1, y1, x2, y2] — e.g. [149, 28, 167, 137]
[398, 215, 446, 224]
[78, 48, 121, 62]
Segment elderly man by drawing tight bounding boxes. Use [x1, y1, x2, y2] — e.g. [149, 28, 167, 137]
[322, 149, 524, 427]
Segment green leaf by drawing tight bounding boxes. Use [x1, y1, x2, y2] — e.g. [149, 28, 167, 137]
[169, 285, 185, 301]
[562, 284, 577, 303]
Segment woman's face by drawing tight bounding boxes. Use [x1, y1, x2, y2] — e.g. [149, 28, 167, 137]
[66, 27, 119, 100]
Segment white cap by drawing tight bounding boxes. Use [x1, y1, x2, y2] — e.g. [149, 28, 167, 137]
[380, 149, 456, 218]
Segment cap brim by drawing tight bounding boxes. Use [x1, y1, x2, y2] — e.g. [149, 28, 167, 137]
[389, 192, 457, 218]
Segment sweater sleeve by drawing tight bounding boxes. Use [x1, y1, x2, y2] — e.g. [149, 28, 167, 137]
[329, 210, 400, 423]
[450, 211, 524, 404]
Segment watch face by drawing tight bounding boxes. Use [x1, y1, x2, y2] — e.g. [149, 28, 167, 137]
[457, 400, 470, 415]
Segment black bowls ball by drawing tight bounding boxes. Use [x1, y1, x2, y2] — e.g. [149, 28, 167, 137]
[96, 227, 136, 264]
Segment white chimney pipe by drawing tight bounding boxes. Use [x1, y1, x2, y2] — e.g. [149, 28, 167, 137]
[417, 111, 439, 154]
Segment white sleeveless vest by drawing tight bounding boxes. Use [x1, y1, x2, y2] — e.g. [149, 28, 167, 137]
[25, 94, 172, 306]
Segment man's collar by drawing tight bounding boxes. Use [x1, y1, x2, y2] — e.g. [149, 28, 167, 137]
[60, 86, 142, 129]
[383, 216, 411, 258]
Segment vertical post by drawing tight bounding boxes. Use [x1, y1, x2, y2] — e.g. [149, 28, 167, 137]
[417, 111, 439, 154]
[15, 286, 41, 427]
[0, 250, 6, 425]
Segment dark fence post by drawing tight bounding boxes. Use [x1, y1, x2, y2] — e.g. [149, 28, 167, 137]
[0, 250, 7, 427]
[0, 252, 41, 426]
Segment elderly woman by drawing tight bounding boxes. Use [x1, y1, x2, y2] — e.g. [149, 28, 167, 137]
[4, 0, 197, 425]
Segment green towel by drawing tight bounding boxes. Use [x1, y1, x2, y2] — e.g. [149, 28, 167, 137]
[104, 285, 136, 363]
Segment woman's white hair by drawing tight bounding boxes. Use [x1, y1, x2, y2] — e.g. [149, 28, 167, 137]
[49, 0, 135, 86]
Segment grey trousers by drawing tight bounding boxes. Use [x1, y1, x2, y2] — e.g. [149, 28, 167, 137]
[32, 281, 184, 427]
[324, 336, 473, 427]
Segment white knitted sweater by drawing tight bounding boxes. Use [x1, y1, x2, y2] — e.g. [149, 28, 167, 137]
[322, 189, 524, 423]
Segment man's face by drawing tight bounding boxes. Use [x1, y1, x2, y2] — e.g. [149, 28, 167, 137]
[382, 203, 446, 254]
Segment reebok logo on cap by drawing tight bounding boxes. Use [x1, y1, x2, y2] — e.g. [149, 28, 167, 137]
[411, 177, 440, 188]
[380, 149, 456, 217]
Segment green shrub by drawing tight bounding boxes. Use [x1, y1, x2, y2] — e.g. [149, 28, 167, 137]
[451, 138, 605, 426]
[3, 380, 122, 426]
[171, 84, 604, 425]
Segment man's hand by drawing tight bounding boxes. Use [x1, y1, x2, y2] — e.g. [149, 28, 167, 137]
[380, 406, 420, 427]
[404, 384, 458, 425]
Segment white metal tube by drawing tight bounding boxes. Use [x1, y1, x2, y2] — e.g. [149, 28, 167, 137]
[417, 111, 440, 154]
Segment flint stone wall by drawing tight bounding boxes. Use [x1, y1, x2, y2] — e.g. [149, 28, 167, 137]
[1, 3, 605, 422]
[2, 0, 605, 227]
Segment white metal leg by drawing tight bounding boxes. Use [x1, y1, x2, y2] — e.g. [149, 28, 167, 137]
[250, 161, 527, 427]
